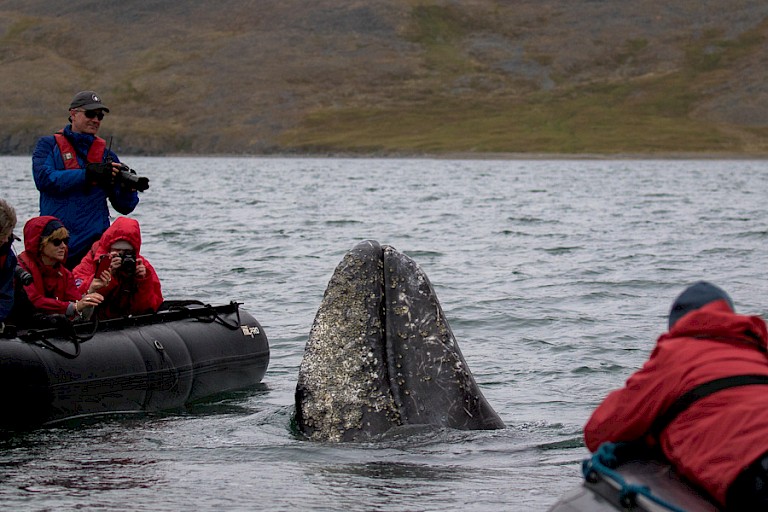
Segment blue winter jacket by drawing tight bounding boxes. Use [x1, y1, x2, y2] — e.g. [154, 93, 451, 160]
[32, 125, 139, 261]
[0, 244, 16, 322]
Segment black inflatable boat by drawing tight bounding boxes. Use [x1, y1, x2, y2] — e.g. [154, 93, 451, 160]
[0, 301, 269, 429]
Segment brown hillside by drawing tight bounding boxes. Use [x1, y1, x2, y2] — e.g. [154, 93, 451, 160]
[1, 0, 767, 155]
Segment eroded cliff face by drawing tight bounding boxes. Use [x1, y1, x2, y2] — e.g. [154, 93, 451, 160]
[1, 0, 767, 155]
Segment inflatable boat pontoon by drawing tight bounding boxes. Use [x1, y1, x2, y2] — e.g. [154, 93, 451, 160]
[549, 443, 721, 512]
[0, 301, 269, 429]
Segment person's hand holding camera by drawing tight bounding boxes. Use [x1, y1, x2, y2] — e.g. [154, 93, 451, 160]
[109, 251, 144, 278]
[108, 251, 124, 272]
[134, 258, 147, 279]
[85, 162, 120, 187]
[88, 268, 113, 293]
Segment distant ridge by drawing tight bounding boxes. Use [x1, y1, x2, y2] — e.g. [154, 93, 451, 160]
[1, 0, 767, 156]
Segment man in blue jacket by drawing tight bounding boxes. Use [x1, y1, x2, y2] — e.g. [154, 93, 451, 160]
[32, 90, 140, 269]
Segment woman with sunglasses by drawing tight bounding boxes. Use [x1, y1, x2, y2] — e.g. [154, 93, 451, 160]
[31, 90, 140, 269]
[16, 216, 103, 322]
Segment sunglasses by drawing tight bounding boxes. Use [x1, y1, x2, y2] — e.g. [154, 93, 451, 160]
[49, 237, 70, 247]
[81, 110, 105, 120]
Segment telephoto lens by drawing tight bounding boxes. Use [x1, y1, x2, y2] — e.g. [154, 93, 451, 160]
[116, 165, 150, 192]
[14, 265, 33, 285]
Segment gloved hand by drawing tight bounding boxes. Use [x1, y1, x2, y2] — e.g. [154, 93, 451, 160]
[85, 162, 114, 187]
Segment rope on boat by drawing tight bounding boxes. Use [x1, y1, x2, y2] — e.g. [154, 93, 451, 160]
[17, 315, 91, 359]
[582, 442, 689, 512]
[6, 301, 248, 359]
[164, 300, 242, 330]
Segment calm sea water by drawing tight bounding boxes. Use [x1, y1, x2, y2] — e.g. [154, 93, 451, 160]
[1, 156, 767, 511]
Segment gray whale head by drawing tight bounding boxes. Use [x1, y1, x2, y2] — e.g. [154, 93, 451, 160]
[294, 240, 504, 442]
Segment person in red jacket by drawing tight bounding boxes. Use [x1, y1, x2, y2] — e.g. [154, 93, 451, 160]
[16, 216, 103, 321]
[73, 216, 163, 319]
[584, 281, 768, 510]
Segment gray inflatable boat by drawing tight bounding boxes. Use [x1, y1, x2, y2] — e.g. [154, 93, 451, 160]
[548, 444, 721, 512]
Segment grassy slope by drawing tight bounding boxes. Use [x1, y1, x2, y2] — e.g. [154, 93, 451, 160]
[279, 6, 768, 154]
[0, 0, 767, 155]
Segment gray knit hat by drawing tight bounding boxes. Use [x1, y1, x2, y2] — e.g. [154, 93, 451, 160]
[668, 281, 735, 329]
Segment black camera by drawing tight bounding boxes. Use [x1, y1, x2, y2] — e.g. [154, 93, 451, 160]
[14, 265, 32, 286]
[119, 252, 137, 276]
[115, 164, 150, 192]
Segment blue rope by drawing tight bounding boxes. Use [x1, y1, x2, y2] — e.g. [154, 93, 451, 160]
[582, 442, 689, 512]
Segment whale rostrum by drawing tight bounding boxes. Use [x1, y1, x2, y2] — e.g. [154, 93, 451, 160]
[294, 240, 504, 442]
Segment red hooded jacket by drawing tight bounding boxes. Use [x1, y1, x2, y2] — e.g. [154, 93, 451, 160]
[72, 217, 163, 319]
[584, 300, 768, 505]
[16, 216, 81, 315]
